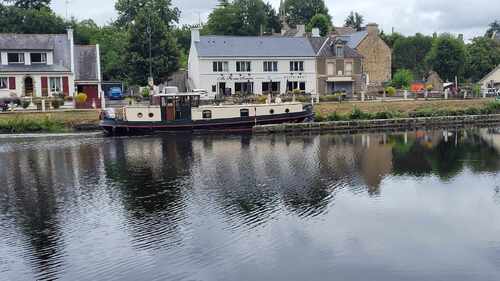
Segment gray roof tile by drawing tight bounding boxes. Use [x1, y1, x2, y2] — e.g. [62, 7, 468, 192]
[195, 36, 316, 57]
[335, 30, 368, 49]
[74, 45, 98, 81]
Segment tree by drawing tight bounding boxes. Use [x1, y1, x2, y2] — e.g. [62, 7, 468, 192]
[0, 5, 66, 34]
[205, 0, 276, 36]
[392, 69, 414, 89]
[380, 31, 404, 49]
[283, 0, 331, 27]
[344, 11, 363, 31]
[392, 33, 433, 78]
[426, 34, 467, 81]
[126, 7, 179, 85]
[2, 0, 50, 9]
[465, 37, 500, 82]
[115, 0, 180, 28]
[485, 20, 500, 38]
[307, 13, 330, 36]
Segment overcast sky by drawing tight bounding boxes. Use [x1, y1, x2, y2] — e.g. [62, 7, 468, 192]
[51, 0, 498, 40]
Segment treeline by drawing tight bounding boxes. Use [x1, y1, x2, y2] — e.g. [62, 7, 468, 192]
[380, 21, 500, 86]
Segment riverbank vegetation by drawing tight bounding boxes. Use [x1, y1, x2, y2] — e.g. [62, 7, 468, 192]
[0, 110, 100, 133]
[315, 100, 500, 122]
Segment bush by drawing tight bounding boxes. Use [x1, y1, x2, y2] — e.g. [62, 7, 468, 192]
[75, 93, 88, 104]
[349, 107, 373, 120]
[314, 112, 325, 122]
[51, 99, 64, 109]
[292, 88, 302, 96]
[296, 96, 310, 103]
[392, 69, 414, 89]
[385, 86, 396, 96]
[256, 95, 268, 104]
[21, 100, 30, 109]
[142, 87, 151, 98]
[64, 96, 74, 102]
[326, 111, 345, 121]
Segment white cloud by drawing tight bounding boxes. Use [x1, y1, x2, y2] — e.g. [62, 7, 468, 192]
[50, 0, 498, 39]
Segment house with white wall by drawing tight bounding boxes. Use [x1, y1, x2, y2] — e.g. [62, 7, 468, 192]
[0, 29, 102, 107]
[188, 29, 318, 98]
[479, 64, 500, 90]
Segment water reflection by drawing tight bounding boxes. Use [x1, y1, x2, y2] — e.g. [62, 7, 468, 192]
[1, 127, 500, 281]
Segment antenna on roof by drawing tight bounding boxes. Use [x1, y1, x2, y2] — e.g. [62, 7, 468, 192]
[65, 0, 71, 21]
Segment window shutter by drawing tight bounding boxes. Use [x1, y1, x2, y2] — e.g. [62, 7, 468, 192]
[62, 76, 69, 95]
[8, 77, 15, 90]
[41, 77, 48, 96]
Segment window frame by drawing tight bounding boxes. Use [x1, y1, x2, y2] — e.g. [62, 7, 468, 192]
[263, 61, 278, 72]
[0, 77, 8, 89]
[289, 61, 304, 72]
[236, 61, 251, 72]
[212, 61, 228, 72]
[49, 77, 62, 93]
[30, 52, 47, 64]
[240, 108, 250, 118]
[7, 53, 25, 64]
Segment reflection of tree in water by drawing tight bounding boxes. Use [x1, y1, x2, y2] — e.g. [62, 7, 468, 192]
[392, 130, 500, 179]
[103, 136, 193, 250]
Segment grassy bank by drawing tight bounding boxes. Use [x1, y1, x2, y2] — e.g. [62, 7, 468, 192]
[315, 99, 500, 122]
[0, 110, 101, 133]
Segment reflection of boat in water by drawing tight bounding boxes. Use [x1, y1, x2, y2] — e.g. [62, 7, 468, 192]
[100, 93, 313, 135]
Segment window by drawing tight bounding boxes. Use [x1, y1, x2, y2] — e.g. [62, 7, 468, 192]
[202, 110, 212, 119]
[336, 46, 344, 57]
[235, 82, 253, 94]
[263, 61, 278, 72]
[285, 108, 290, 113]
[289, 61, 304, 72]
[30, 53, 47, 64]
[7, 53, 24, 64]
[236, 61, 251, 72]
[262, 82, 280, 93]
[137, 113, 143, 118]
[49, 77, 62, 93]
[211, 85, 217, 92]
[240, 109, 249, 117]
[345, 62, 353, 76]
[327, 63, 335, 75]
[148, 113, 154, 118]
[269, 109, 274, 114]
[0, 77, 7, 89]
[212, 61, 228, 72]
[287, 81, 306, 92]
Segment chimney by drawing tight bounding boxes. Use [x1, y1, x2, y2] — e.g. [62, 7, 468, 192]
[366, 23, 379, 36]
[312, 28, 320, 37]
[191, 28, 200, 44]
[295, 24, 306, 37]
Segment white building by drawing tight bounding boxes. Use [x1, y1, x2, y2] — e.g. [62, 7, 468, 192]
[0, 29, 102, 108]
[188, 29, 318, 97]
[479, 64, 500, 90]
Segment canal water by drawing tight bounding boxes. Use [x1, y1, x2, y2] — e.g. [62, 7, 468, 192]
[1, 128, 500, 281]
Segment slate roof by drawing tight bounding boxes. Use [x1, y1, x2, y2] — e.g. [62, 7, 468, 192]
[74, 45, 99, 81]
[308, 37, 363, 58]
[195, 36, 317, 57]
[0, 33, 72, 71]
[335, 30, 368, 49]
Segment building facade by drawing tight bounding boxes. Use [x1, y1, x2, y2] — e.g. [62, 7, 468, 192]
[479, 64, 500, 89]
[188, 29, 318, 97]
[0, 29, 102, 107]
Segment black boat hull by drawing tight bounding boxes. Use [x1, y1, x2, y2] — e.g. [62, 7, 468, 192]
[100, 110, 313, 135]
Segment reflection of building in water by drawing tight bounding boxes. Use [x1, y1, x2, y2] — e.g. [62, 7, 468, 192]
[0, 138, 106, 280]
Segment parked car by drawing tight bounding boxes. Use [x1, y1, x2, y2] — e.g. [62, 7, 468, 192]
[107, 87, 124, 100]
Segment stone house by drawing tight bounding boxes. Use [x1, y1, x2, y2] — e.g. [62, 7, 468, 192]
[426, 71, 444, 92]
[309, 36, 365, 96]
[479, 64, 500, 89]
[331, 23, 392, 87]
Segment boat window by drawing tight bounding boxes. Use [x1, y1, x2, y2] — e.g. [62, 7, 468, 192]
[137, 113, 143, 118]
[285, 108, 290, 113]
[240, 109, 249, 117]
[149, 113, 154, 118]
[202, 110, 212, 119]
[269, 109, 274, 114]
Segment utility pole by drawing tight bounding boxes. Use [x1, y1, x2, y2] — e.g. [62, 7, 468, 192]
[65, 0, 71, 21]
[147, 16, 153, 87]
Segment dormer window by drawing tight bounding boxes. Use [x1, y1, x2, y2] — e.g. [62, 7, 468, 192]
[336, 46, 344, 57]
[30, 53, 47, 64]
[7, 53, 24, 64]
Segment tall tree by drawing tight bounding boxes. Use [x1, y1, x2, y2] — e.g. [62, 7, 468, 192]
[125, 6, 179, 85]
[283, 0, 331, 27]
[307, 13, 330, 36]
[205, 0, 276, 36]
[115, 0, 180, 29]
[0, 5, 66, 34]
[485, 20, 500, 38]
[465, 37, 500, 82]
[380, 31, 404, 49]
[426, 34, 467, 81]
[392, 33, 433, 78]
[2, 0, 50, 9]
[344, 11, 363, 31]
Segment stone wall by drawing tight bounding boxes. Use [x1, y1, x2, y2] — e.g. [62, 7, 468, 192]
[356, 24, 392, 86]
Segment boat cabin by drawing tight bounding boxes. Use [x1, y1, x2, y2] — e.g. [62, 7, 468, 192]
[151, 93, 200, 121]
